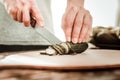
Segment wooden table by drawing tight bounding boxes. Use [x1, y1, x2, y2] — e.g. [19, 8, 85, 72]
[0, 69, 120, 80]
[0, 49, 120, 80]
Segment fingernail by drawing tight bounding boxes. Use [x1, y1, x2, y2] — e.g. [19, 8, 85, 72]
[67, 37, 71, 42]
[73, 38, 78, 43]
[78, 39, 82, 43]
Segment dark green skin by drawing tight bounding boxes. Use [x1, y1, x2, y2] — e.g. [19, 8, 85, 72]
[52, 42, 88, 55]
[41, 42, 89, 56]
[68, 42, 88, 54]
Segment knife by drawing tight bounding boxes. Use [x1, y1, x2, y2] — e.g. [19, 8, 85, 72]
[30, 15, 62, 45]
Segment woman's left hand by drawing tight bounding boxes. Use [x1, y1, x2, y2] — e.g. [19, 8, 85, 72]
[62, 0, 92, 43]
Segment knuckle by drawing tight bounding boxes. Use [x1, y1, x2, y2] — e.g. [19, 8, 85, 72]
[79, 7, 83, 10]
[87, 13, 92, 21]
[64, 16, 69, 23]
[64, 15, 71, 23]
[73, 31, 80, 37]
[65, 30, 71, 36]
[66, 29, 71, 34]
[64, 15, 73, 27]
[16, 6, 21, 10]
[79, 7, 85, 13]
[21, 0, 26, 5]
[10, 9, 16, 14]
[66, 34, 71, 38]
[83, 19, 89, 26]
[65, 31, 71, 37]
[69, 20, 74, 26]
[85, 10, 93, 21]
[15, 5, 19, 9]
[63, 23, 68, 28]
[74, 26, 81, 31]
[83, 22, 87, 26]
[85, 10, 90, 14]
[73, 31, 80, 38]
[75, 21, 82, 27]
[73, 33, 79, 38]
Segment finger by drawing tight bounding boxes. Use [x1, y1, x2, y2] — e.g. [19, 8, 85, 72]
[31, 5, 44, 27]
[71, 9, 84, 43]
[9, 8, 17, 21]
[23, 6, 30, 27]
[83, 28, 90, 42]
[30, 13, 37, 28]
[62, 7, 78, 42]
[83, 13, 92, 42]
[78, 11, 92, 43]
[17, 9, 22, 22]
[83, 24, 92, 42]
[78, 23, 88, 43]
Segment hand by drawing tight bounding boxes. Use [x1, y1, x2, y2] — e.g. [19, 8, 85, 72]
[62, 0, 92, 43]
[4, 0, 44, 27]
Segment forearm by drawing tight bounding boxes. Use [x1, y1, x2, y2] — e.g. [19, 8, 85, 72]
[67, 0, 84, 7]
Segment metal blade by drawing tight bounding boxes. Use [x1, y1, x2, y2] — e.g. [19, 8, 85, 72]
[30, 14, 61, 45]
[35, 27, 62, 45]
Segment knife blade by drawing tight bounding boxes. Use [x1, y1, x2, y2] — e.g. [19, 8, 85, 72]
[30, 15, 62, 45]
[35, 27, 62, 45]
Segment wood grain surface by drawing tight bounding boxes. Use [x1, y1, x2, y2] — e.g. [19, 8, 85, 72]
[0, 69, 120, 80]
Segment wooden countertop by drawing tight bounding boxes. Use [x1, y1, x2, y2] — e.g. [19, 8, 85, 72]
[0, 69, 120, 80]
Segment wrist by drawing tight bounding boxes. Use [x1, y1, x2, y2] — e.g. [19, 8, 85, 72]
[67, 0, 84, 8]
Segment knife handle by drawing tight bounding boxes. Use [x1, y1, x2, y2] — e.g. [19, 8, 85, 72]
[30, 13, 36, 28]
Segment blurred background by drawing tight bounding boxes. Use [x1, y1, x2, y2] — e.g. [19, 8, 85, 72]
[51, 0, 119, 41]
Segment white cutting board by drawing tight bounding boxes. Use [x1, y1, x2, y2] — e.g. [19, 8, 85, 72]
[0, 49, 120, 70]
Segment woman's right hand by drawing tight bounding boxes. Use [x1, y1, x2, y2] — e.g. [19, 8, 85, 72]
[3, 0, 44, 27]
